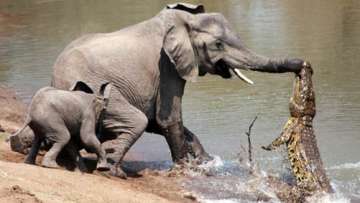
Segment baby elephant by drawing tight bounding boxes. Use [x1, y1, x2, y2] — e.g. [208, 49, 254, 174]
[13, 81, 111, 171]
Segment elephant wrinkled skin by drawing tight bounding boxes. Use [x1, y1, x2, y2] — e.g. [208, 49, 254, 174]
[51, 3, 305, 178]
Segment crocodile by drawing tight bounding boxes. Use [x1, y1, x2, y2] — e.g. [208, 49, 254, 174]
[262, 61, 333, 194]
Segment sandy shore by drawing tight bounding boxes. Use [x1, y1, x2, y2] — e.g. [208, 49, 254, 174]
[0, 140, 195, 203]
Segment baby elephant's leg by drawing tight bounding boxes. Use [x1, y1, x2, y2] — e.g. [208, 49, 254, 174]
[80, 114, 109, 171]
[42, 122, 71, 168]
[81, 134, 108, 171]
[25, 133, 42, 165]
[65, 141, 88, 172]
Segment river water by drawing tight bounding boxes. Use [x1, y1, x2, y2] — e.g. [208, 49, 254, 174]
[1, 0, 359, 202]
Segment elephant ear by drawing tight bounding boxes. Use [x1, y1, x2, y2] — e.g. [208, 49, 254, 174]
[163, 17, 198, 82]
[69, 81, 94, 94]
[98, 82, 112, 100]
[166, 3, 205, 14]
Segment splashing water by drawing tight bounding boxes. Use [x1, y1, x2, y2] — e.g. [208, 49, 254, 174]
[177, 155, 354, 203]
[306, 192, 350, 203]
[326, 162, 360, 201]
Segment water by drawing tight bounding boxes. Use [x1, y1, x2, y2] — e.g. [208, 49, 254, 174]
[1, 0, 359, 201]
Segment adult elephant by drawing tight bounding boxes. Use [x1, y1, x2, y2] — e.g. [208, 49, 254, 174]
[51, 3, 304, 178]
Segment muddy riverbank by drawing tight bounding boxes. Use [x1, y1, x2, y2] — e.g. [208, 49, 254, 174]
[0, 139, 198, 203]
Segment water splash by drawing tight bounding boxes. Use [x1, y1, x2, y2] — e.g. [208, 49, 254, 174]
[306, 192, 350, 203]
[179, 155, 355, 203]
[182, 156, 280, 202]
[199, 155, 225, 169]
[122, 154, 356, 202]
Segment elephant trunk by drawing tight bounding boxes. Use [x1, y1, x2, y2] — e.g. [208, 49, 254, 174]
[245, 48, 304, 73]
[225, 46, 305, 75]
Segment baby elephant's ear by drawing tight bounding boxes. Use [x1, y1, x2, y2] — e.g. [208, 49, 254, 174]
[99, 82, 112, 99]
[69, 81, 94, 94]
[166, 3, 205, 14]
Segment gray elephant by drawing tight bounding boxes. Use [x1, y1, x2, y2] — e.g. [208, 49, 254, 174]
[51, 3, 305, 178]
[12, 81, 111, 171]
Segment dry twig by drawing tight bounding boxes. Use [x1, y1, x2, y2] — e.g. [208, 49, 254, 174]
[246, 116, 257, 173]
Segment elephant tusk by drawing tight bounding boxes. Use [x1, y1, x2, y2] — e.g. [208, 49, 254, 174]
[233, 68, 254, 85]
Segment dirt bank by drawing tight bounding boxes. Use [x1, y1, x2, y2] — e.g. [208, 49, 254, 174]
[0, 85, 35, 154]
[0, 85, 27, 133]
[0, 140, 194, 203]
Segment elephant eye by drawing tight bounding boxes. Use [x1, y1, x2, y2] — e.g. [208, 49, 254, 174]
[215, 40, 224, 50]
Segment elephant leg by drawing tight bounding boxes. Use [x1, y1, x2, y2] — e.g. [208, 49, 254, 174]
[146, 121, 186, 161]
[80, 135, 108, 171]
[183, 127, 212, 163]
[146, 121, 211, 164]
[24, 134, 42, 165]
[64, 141, 88, 172]
[160, 122, 188, 163]
[102, 94, 148, 178]
[79, 116, 109, 171]
[42, 127, 71, 169]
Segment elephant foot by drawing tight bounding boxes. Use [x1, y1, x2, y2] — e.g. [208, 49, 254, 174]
[109, 166, 127, 179]
[41, 159, 60, 169]
[77, 158, 89, 173]
[195, 153, 213, 165]
[186, 143, 213, 164]
[24, 158, 36, 165]
[185, 152, 213, 165]
[96, 161, 110, 171]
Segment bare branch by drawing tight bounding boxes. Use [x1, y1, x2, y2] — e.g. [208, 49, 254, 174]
[246, 116, 257, 173]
